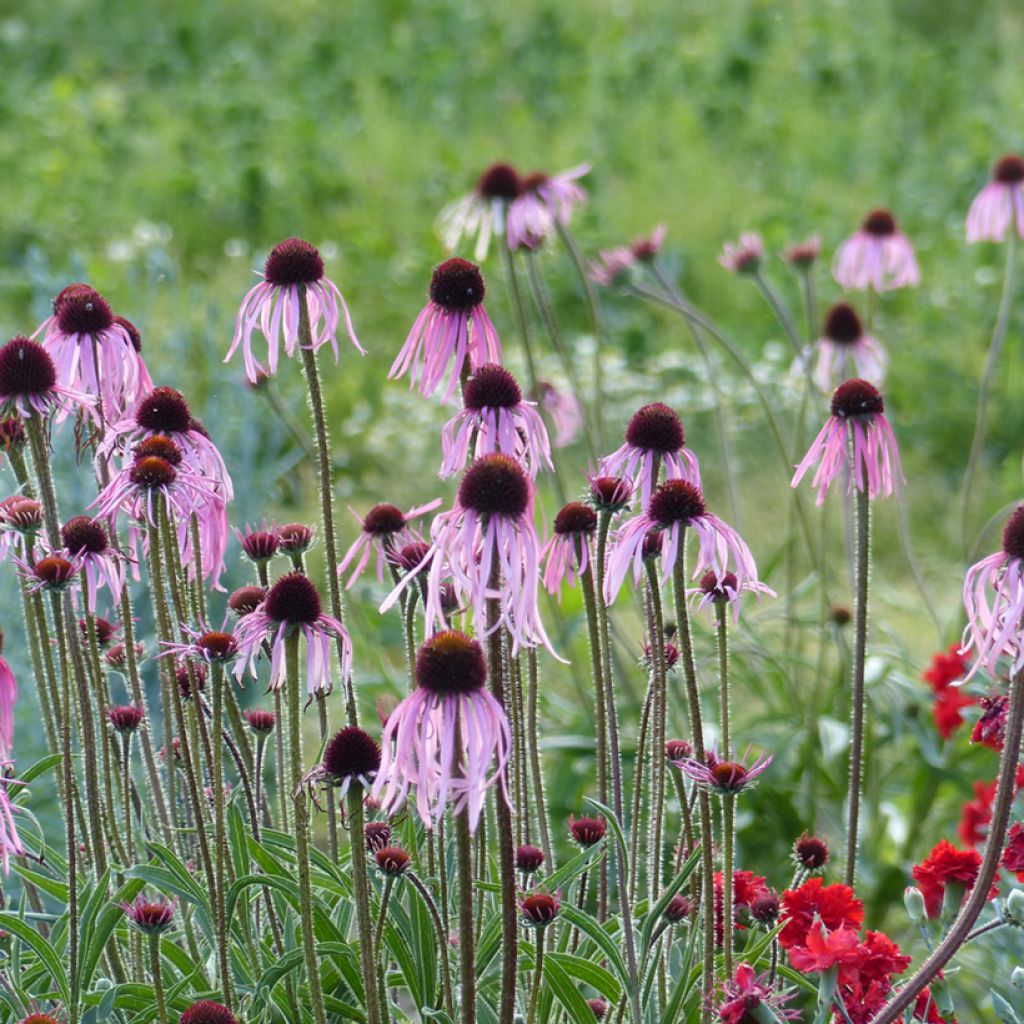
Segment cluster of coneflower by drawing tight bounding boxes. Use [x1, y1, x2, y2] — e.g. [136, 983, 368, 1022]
[1, 153, 1024, 1024]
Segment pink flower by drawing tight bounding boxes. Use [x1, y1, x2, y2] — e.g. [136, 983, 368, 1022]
[679, 744, 773, 795]
[590, 246, 635, 287]
[0, 765, 25, 875]
[338, 500, 441, 589]
[121, 894, 177, 935]
[382, 455, 556, 657]
[811, 302, 887, 393]
[605, 480, 759, 604]
[0, 635, 15, 761]
[234, 572, 352, 699]
[15, 549, 85, 595]
[372, 631, 511, 832]
[833, 209, 920, 292]
[59, 516, 125, 613]
[791, 379, 903, 506]
[541, 502, 597, 595]
[160, 623, 241, 668]
[716, 963, 795, 1024]
[438, 162, 522, 261]
[687, 569, 776, 624]
[789, 923, 864, 974]
[538, 382, 583, 448]
[600, 403, 701, 511]
[782, 234, 822, 268]
[440, 364, 551, 478]
[962, 503, 1024, 678]
[718, 233, 763, 275]
[966, 155, 1024, 243]
[389, 258, 502, 404]
[0, 336, 93, 421]
[506, 164, 589, 250]
[227, 237, 362, 384]
[34, 285, 151, 422]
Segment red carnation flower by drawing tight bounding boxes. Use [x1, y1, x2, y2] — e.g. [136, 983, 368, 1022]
[855, 930, 912, 986]
[911, 839, 997, 919]
[712, 869, 770, 942]
[789, 923, 863, 974]
[932, 687, 975, 739]
[958, 779, 997, 847]
[971, 693, 1008, 750]
[922, 646, 969, 691]
[1002, 821, 1024, 879]
[779, 877, 864, 950]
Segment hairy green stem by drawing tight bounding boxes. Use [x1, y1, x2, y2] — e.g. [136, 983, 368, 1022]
[347, 784, 383, 1024]
[150, 934, 168, 1024]
[455, 809, 476, 1024]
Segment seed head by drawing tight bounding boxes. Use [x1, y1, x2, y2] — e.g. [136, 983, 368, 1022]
[134, 434, 184, 465]
[994, 155, 1024, 184]
[429, 258, 486, 311]
[265, 572, 322, 625]
[463, 364, 522, 410]
[415, 631, 488, 695]
[457, 453, 530, 518]
[830, 378, 884, 419]
[362, 504, 406, 536]
[130, 455, 178, 489]
[0, 337, 58, 398]
[1002, 505, 1024, 561]
[264, 238, 324, 287]
[114, 315, 143, 352]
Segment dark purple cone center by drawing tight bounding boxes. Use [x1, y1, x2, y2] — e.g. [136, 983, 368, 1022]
[55, 284, 114, 334]
[415, 630, 487, 695]
[130, 456, 177, 489]
[135, 435, 184, 465]
[830, 378, 884, 419]
[647, 480, 706, 527]
[458, 454, 530, 518]
[553, 501, 597, 536]
[61, 515, 109, 555]
[0, 337, 57, 397]
[995, 155, 1024, 184]
[625, 403, 685, 454]
[363, 503, 406, 535]
[135, 387, 192, 433]
[264, 238, 324, 286]
[861, 209, 897, 236]
[1002, 505, 1024, 560]
[463, 364, 521, 410]
[477, 163, 521, 200]
[322, 726, 381, 780]
[429, 258, 486, 311]
[823, 302, 863, 345]
[265, 572, 322, 625]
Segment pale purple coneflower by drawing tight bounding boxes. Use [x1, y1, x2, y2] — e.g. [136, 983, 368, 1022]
[15, 550, 84, 596]
[338, 500, 441, 589]
[59, 516, 125, 613]
[604, 479, 758, 603]
[541, 501, 597, 596]
[120, 894, 177, 935]
[601, 403, 701, 512]
[966, 155, 1024, 243]
[160, 623, 240, 668]
[810, 302, 887, 394]
[687, 570, 776, 625]
[0, 336, 93, 421]
[437, 163, 522, 262]
[235, 520, 279, 567]
[718, 233, 764, 275]
[372, 630, 510, 832]
[679, 744, 773, 796]
[389, 258, 502, 404]
[0, 766, 25, 875]
[791, 378, 903, 506]
[506, 165, 590, 250]
[34, 285, 150, 423]
[100, 387, 234, 503]
[0, 497, 42, 563]
[226, 237, 363, 384]
[303, 726, 380, 807]
[833, 209, 920, 292]
[440, 364, 551, 478]
[234, 572, 351, 699]
[782, 234, 821, 268]
[587, 474, 634, 516]
[537, 381, 583, 448]
[961, 504, 1024, 678]
[0, 628, 15, 761]
[589, 246, 636, 288]
[382, 454, 556, 657]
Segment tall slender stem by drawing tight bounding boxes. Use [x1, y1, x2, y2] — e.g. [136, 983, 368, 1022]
[455, 810, 476, 1024]
[211, 664, 232, 1007]
[715, 603, 730, 753]
[347, 785, 383, 1024]
[644, 561, 669, 903]
[526, 927, 545, 1024]
[526, 648, 553, 869]
[722, 795, 735, 977]
[845, 486, 871, 887]
[150, 935, 169, 1024]
[285, 629, 328, 1024]
[960, 230, 1019, 553]
[869, 672, 1024, 1024]
[408, 871, 455, 1019]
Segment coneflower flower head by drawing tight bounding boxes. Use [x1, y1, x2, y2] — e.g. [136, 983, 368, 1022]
[234, 572, 352, 698]
[719, 233, 764, 275]
[108, 705, 144, 734]
[237, 522, 279, 564]
[794, 833, 830, 872]
[365, 821, 391, 851]
[371, 630, 511, 832]
[664, 894, 692, 922]
[966, 155, 1024, 243]
[278, 522, 314, 556]
[587, 474, 633, 514]
[441, 364, 552, 477]
[782, 234, 821, 268]
[688, 569, 776, 623]
[18, 552, 82, 594]
[228, 585, 265, 616]
[0, 632, 16, 760]
[812, 301, 887, 393]
[962, 504, 1024, 678]
[569, 815, 606, 846]
[541, 501, 597, 595]
[601, 403, 701, 510]
[437, 161, 522, 261]
[338, 500, 440, 588]
[507, 164, 589, 249]
[162, 624, 240, 667]
[35, 285, 150, 421]
[120, 894, 176, 935]
[179, 1001, 239, 1024]
[375, 845, 411, 876]
[389, 258, 502, 403]
[519, 890, 561, 927]
[833, 208, 920, 292]
[516, 844, 545, 874]
[60, 515, 124, 612]
[665, 739, 693, 766]
[0, 336, 92, 420]
[605, 480, 759, 603]
[791, 378, 903, 505]
[317, 726, 381, 798]
[680, 744, 773, 795]
[244, 708, 276, 736]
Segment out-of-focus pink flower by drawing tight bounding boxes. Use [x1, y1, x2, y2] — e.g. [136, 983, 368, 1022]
[718, 233, 763, 275]
[506, 165, 589, 250]
[679, 744, 773, 795]
[227, 237, 362, 384]
[541, 501, 597, 596]
[687, 569, 775, 624]
[811, 302, 887, 393]
[0, 630, 15, 761]
[537, 382, 582, 449]
[389, 258, 502, 404]
[782, 234, 821, 268]
[338, 500, 440, 589]
[0, 765, 25, 875]
[966, 155, 1024, 243]
[437, 162, 522, 262]
[791, 379, 903, 506]
[833, 209, 920, 292]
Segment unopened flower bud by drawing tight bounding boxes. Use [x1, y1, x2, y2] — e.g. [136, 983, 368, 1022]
[1012, 965, 1024, 990]
[904, 886, 926, 924]
[1005, 888, 1024, 926]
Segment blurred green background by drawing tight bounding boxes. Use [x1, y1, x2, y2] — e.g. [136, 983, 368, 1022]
[2, 0, 1024, 1015]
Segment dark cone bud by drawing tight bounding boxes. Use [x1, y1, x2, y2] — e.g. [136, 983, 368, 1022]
[108, 705, 144, 733]
[477, 162, 521, 200]
[322, 726, 381, 782]
[553, 501, 597, 536]
[569, 816, 606, 847]
[699, 571, 737, 601]
[81, 616, 116, 647]
[197, 631, 237, 662]
[278, 522, 314, 553]
[122, 897, 175, 934]
[588, 476, 632, 513]
[995, 155, 1024, 184]
[228, 585, 265, 616]
[625, 403, 685, 454]
[823, 302, 863, 345]
[429, 258, 486, 311]
[516, 844, 545, 874]
[587, 998, 609, 1019]
[458, 453, 530, 519]
[665, 739, 693, 762]
[0, 497, 43, 531]
[750, 889, 781, 924]
[106, 641, 144, 668]
[54, 284, 114, 334]
[244, 709, 276, 735]
[179, 1001, 239, 1024]
[362, 504, 406, 536]
[664, 894, 691, 922]
[265, 572, 322, 625]
[61, 515, 109, 555]
[33, 555, 76, 588]
[240, 527, 279, 562]
[131, 455, 177, 489]
[264, 238, 324, 287]
[135, 387, 192, 434]
[176, 664, 206, 699]
[135, 434, 184, 465]
[642, 529, 664, 559]
[393, 541, 431, 573]
[830, 605, 852, 626]
[794, 833, 830, 870]
[375, 846, 411, 876]
[520, 892, 559, 926]
[0, 337, 57, 398]
[830, 378, 883, 419]
[365, 822, 391, 851]
[463, 364, 522, 411]
[861, 208, 897, 236]
[415, 630, 487, 695]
